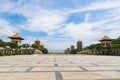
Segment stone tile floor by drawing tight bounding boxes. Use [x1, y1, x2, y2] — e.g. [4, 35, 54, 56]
[0, 54, 120, 80]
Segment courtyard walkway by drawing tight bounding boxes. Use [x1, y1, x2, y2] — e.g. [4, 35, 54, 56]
[0, 54, 120, 80]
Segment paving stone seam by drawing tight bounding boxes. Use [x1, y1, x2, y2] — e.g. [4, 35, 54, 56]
[79, 66, 88, 71]
[97, 79, 120, 80]
[90, 63, 99, 66]
[37, 58, 46, 64]
[1, 70, 120, 73]
[54, 56, 59, 67]
[69, 61, 74, 64]
[25, 67, 34, 72]
[55, 71, 63, 80]
[11, 64, 18, 67]
[62, 79, 120, 80]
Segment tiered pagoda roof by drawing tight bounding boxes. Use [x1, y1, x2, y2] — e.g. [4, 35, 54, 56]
[8, 33, 24, 40]
[99, 35, 112, 41]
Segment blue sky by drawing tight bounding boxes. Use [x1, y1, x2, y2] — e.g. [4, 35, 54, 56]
[0, 0, 120, 52]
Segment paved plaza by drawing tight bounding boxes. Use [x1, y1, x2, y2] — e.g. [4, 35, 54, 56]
[0, 55, 120, 80]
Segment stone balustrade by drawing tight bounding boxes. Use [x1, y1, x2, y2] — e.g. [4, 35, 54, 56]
[77, 49, 120, 56]
[0, 49, 34, 56]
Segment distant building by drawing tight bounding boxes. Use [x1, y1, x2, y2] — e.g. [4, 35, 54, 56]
[35, 39, 44, 50]
[77, 40, 82, 52]
[35, 39, 41, 45]
[99, 35, 112, 47]
[71, 45, 75, 51]
[67, 48, 70, 52]
[8, 33, 24, 45]
[40, 44, 44, 50]
[65, 49, 67, 53]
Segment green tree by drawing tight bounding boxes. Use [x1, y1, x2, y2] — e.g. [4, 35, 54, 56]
[112, 37, 120, 44]
[94, 44, 102, 51]
[111, 37, 120, 49]
[21, 43, 30, 49]
[86, 43, 102, 51]
[41, 48, 48, 54]
[0, 42, 6, 47]
[83, 36, 120, 55]
[0, 39, 6, 48]
[70, 49, 77, 54]
[111, 44, 120, 49]
[6, 42, 18, 48]
[31, 44, 39, 49]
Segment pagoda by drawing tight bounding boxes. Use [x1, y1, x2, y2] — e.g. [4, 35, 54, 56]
[35, 39, 41, 50]
[8, 33, 24, 45]
[99, 35, 112, 47]
[35, 39, 40, 46]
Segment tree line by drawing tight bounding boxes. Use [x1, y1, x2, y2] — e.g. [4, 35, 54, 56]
[84, 37, 120, 50]
[0, 39, 48, 54]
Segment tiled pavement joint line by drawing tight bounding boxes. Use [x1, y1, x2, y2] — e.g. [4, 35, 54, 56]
[97, 78, 120, 80]
[91, 63, 99, 66]
[64, 58, 74, 64]
[1, 70, 120, 73]
[65, 59, 68, 61]
[25, 67, 34, 72]
[79, 66, 88, 71]
[37, 61, 42, 64]
[65, 79, 120, 80]
[0, 62, 6, 64]
[37, 61, 41, 64]
[38, 58, 46, 64]
[69, 61, 74, 64]
[54, 56, 58, 67]
[99, 62, 106, 64]
[55, 71, 63, 80]
[11, 64, 18, 67]
[54, 56, 56, 62]
[55, 63, 58, 67]
[117, 70, 120, 73]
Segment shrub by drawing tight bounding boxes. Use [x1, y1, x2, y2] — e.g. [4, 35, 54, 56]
[41, 48, 48, 54]
[70, 49, 77, 54]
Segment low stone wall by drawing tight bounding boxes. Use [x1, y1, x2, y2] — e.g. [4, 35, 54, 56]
[101, 49, 120, 55]
[0, 49, 34, 56]
[78, 49, 120, 56]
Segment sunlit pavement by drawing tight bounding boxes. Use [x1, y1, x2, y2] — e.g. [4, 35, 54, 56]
[0, 54, 120, 80]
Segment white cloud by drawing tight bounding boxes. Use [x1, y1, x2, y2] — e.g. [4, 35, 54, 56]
[20, 10, 66, 35]
[0, 0, 66, 35]
[60, 13, 120, 46]
[59, 0, 120, 47]
[67, 0, 120, 14]
[60, 22, 102, 46]
[84, 13, 90, 22]
[0, 19, 15, 36]
[108, 30, 120, 38]
[23, 36, 48, 44]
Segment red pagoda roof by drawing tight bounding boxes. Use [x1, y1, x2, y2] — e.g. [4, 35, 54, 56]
[8, 33, 24, 40]
[99, 35, 112, 41]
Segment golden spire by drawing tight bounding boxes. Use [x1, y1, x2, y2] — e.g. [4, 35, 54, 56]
[71, 45, 74, 46]
[78, 39, 81, 42]
[35, 39, 40, 42]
